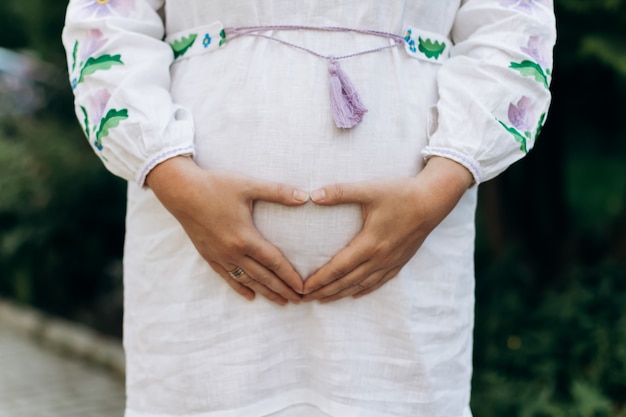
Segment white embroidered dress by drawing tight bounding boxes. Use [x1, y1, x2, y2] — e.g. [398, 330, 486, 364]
[62, 1, 555, 416]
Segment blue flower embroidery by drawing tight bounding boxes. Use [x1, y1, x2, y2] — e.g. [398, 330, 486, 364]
[203, 33, 211, 48]
[404, 29, 416, 53]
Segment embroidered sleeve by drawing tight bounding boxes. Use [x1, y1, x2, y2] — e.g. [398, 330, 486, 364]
[62, 0, 195, 186]
[422, 0, 556, 184]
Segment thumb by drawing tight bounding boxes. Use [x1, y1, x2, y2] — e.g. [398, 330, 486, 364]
[310, 181, 373, 206]
[248, 180, 309, 206]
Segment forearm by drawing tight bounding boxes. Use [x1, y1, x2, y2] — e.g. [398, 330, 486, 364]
[145, 156, 203, 215]
[412, 156, 474, 226]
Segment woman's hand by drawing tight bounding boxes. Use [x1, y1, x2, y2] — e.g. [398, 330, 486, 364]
[146, 156, 309, 306]
[301, 156, 473, 303]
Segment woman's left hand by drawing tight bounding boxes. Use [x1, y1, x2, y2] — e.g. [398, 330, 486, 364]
[301, 156, 473, 303]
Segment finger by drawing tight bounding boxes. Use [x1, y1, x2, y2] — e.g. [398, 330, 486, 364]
[225, 263, 289, 306]
[245, 236, 304, 294]
[246, 178, 309, 206]
[309, 181, 377, 206]
[208, 261, 256, 301]
[302, 236, 370, 295]
[236, 258, 300, 305]
[352, 267, 402, 299]
[302, 261, 373, 301]
[241, 278, 289, 306]
[317, 269, 387, 303]
[243, 279, 289, 306]
[215, 261, 289, 306]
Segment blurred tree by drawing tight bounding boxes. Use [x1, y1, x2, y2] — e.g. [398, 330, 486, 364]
[0, 1, 30, 49]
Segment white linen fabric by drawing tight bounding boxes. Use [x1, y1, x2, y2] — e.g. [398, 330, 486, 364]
[62, 1, 556, 416]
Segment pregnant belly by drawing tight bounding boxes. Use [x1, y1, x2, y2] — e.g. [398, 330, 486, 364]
[172, 51, 428, 278]
[252, 201, 362, 278]
[193, 128, 421, 278]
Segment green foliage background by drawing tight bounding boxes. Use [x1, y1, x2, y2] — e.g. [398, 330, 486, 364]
[0, 0, 625, 415]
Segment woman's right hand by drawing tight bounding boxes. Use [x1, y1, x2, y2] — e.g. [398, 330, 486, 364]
[146, 156, 308, 306]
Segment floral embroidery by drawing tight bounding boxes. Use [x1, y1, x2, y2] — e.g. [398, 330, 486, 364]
[202, 33, 211, 48]
[497, 96, 545, 153]
[170, 34, 197, 59]
[76, 29, 107, 64]
[509, 36, 551, 89]
[74, 0, 135, 18]
[499, 0, 547, 13]
[509, 62, 549, 89]
[80, 89, 129, 153]
[72, 49, 124, 88]
[521, 36, 549, 68]
[417, 37, 446, 60]
[535, 112, 546, 139]
[71, 30, 124, 89]
[95, 108, 129, 150]
[80, 89, 110, 148]
[404, 29, 446, 60]
[508, 96, 534, 132]
[167, 25, 227, 62]
[404, 29, 417, 53]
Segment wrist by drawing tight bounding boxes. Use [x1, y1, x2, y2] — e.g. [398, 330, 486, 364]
[146, 155, 197, 188]
[413, 156, 473, 214]
[145, 156, 203, 208]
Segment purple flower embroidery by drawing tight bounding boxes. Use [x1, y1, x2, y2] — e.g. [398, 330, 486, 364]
[87, 89, 112, 126]
[508, 96, 534, 132]
[78, 29, 107, 63]
[75, 0, 135, 18]
[79, 88, 128, 153]
[498, 96, 545, 153]
[499, 0, 547, 13]
[521, 36, 549, 68]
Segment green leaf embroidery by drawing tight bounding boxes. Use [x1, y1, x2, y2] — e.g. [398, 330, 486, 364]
[535, 112, 546, 139]
[78, 54, 124, 84]
[509, 60, 549, 89]
[95, 108, 129, 149]
[80, 106, 90, 139]
[72, 41, 79, 72]
[219, 29, 226, 47]
[498, 120, 528, 153]
[418, 37, 446, 60]
[170, 34, 197, 58]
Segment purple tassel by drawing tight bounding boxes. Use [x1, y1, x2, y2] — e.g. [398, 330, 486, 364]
[328, 59, 368, 128]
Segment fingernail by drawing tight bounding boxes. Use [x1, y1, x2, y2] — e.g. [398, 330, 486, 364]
[293, 189, 309, 203]
[311, 189, 325, 202]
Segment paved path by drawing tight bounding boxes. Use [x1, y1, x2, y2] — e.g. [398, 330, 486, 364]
[0, 323, 125, 417]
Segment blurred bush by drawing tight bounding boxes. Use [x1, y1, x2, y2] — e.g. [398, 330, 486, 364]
[472, 255, 626, 417]
[0, 0, 126, 336]
[0, 116, 126, 336]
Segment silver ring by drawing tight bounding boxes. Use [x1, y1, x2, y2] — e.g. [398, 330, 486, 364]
[228, 266, 246, 279]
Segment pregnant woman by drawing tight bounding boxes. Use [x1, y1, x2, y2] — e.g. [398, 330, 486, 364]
[63, 1, 556, 416]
